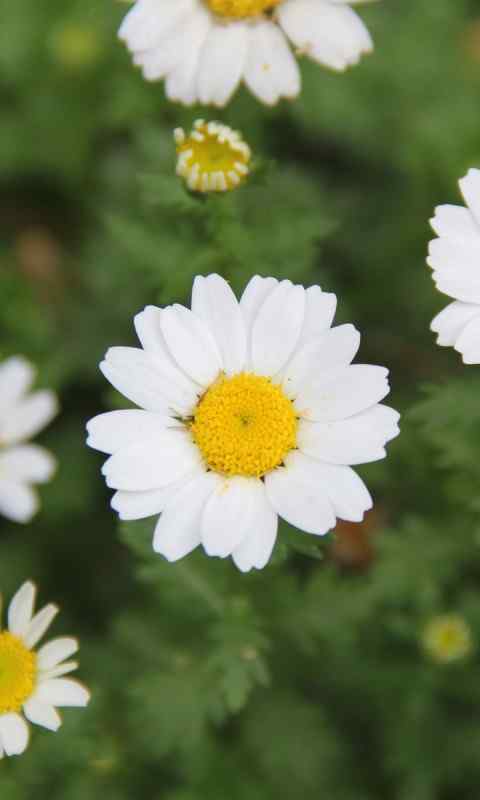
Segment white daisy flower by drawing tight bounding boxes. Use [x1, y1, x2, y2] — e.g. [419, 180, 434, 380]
[119, 0, 375, 107]
[427, 169, 480, 364]
[174, 120, 251, 193]
[0, 357, 58, 524]
[0, 581, 90, 758]
[87, 274, 399, 573]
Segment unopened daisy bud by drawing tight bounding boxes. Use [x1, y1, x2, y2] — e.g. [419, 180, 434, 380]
[422, 614, 473, 664]
[174, 121, 251, 194]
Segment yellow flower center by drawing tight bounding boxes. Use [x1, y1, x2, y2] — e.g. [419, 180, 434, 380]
[191, 372, 298, 477]
[0, 632, 36, 713]
[206, 0, 282, 18]
[174, 121, 250, 193]
[423, 615, 473, 664]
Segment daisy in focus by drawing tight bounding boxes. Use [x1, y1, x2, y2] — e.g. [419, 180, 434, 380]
[0, 581, 90, 758]
[0, 357, 58, 524]
[87, 274, 399, 573]
[119, 0, 375, 107]
[427, 168, 480, 364]
[175, 120, 250, 193]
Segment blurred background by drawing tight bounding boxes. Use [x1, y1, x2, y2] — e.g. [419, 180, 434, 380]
[2, 0, 480, 797]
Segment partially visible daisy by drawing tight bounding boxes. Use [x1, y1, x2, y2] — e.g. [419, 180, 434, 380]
[0, 357, 58, 523]
[174, 120, 250, 193]
[422, 614, 473, 665]
[119, 0, 375, 107]
[427, 168, 480, 364]
[87, 273, 399, 573]
[0, 581, 90, 758]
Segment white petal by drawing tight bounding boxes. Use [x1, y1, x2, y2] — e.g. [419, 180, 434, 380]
[232, 487, 278, 572]
[23, 699, 61, 732]
[294, 457, 372, 522]
[101, 346, 199, 416]
[86, 410, 173, 455]
[37, 638, 78, 671]
[40, 661, 78, 681]
[297, 404, 400, 465]
[0, 391, 58, 446]
[0, 357, 34, 417]
[454, 315, 480, 364]
[23, 604, 59, 649]
[153, 471, 218, 561]
[197, 20, 248, 106]
[192, 274, 247, 375]
[101, 429, 202, 491]
[201, 476, 264, 558]
[251, 280, 305, 376]
[134, 5, 205, 82]
[8, 581, 36, 637]
[165, 6, 211, 104]
[160, 305, 222, 388]
[244, 20, 300, 106]
[0, 446, 55, 484]
[430, 204, 480, 241]
[459, 168, 480, 226]
[0, 481, 39, 524]
[0, 713, 29, 756]
[282, 324, 360, 399]
[240, 275, 278, 368]
[265, 454, 336, 536]
[35, 679, 90, 708]
[134, 305, 166, 353]
[431, 301, 480, 347]
[294, 364, 390, 422]
[297, 285, 337, 348]
[118, 0, 193, 53]
[278, 0, 372, 71]
[111, 466, 204, 520]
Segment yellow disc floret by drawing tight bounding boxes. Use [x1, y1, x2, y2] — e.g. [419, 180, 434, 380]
[422, 614, 473, 664]
[174, 120, 251, 193]
[0, 632, 36, 713]
[191, 372, 298, 477]
[206, 0, 282, 18]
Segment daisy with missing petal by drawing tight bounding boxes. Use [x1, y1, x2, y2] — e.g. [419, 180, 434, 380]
[87, 274, 399, 573]
[0, 581, 90, 758]
[0, 357, 58, 523]
[427, 169, 480, 364]
[119, 0, 375, 107]
[175, 120, 251, 193]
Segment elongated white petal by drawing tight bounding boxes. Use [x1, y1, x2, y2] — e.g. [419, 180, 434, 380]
[118, 0, 193, 53]
[111, 466, 204, 520]
[197, 20, 248, 107]
[134, 6, 205, 81]
[41, 661, 78, 680]
[240, 275, 279, 368]
[244, 20, 300, 106]
[86, 410, 173, 455]
[37, 637, 78, 671]
[153, 471, 218, 561]
[295, 457, 372, 522]
[297, 404, 400, 465]
[160, 305, 222, 387]
[454, 315, 480, 364]
[0, 481, 39, 524]
[295, 364, 390, 422]
[165, 5, 211, 104]
[430, 204, 479, 241]
[0, 446, 55, 484]
[201, 476, 264, 558]
[251, 281, 305, 376]
[0, 391, 58, 447]
[23, 699, 61, 732]
[8, 581, 36, 637]
[265, 455, 336, 536]
[23, 604, 59, 649]
[192, 274, 247, 375]
[431, 301, 480, 347]
[102, 430, 202, 492]
[282, 324, 360, 399]
[232, 487, 278, 572]
[459, 168, 480, 226]
[0, 357, 34, 417]
[35, 679, 90, 708]
[0, 713, 29, 756]
[297, 285, 337, 349]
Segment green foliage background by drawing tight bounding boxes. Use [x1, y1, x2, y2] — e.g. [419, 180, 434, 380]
[2, 0, 480, 797]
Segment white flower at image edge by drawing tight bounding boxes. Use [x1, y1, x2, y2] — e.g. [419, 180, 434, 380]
[0, 357, 58, 524]
[427, 168, 480, 364]
[87, 274, 400, 573]
[119, 0, 375, 106]
[0, 581, 90, 758]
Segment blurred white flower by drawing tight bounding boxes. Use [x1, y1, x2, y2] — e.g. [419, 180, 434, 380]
[0, 357, 58, 523]
[428, 168, 480, 364]
[119, 0, 374, 106]
[0, 581, 90, 758]
[87, 274, 399, 573]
